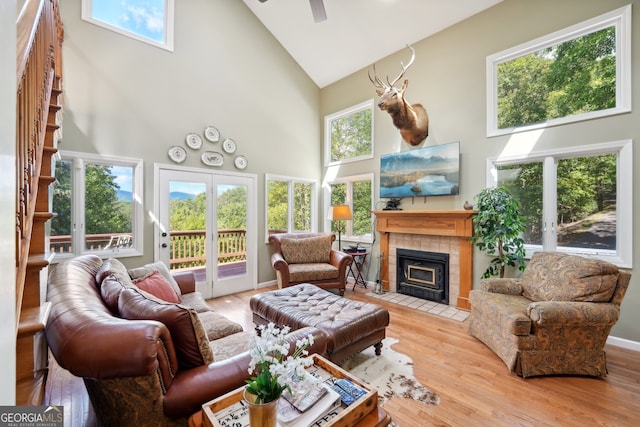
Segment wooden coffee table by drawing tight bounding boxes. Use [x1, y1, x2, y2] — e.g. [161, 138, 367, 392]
[190, 354, 392, 427]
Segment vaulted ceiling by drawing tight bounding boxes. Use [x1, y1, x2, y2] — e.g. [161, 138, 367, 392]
[242, 0, 503, 88]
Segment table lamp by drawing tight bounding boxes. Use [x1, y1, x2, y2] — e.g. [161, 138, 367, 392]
[329, 205, 352, 250]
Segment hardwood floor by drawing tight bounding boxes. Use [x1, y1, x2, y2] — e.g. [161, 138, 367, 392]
[45, 285, 640, 426]
[209, 286, 640, 427]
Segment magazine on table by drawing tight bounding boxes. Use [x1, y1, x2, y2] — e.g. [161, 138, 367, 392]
[278, 383, 341, 426]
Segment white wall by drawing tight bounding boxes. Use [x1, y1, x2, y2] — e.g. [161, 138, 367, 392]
[321, 0, 640, 342]
[0, 0, 17, 405]
[58, 0, 321, 283]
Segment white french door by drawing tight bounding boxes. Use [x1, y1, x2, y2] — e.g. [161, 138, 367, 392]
[156, 165, 257, 298]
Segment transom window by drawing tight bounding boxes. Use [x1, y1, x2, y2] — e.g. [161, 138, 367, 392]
[324, 100, 374, 166]
[51, 151, 144, 260]
[82, 0, 175, 51]
[487, 140, 632, 267]
[486, 5, 631, 136]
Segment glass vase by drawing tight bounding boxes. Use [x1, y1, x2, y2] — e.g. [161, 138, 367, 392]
[242, 389, 278, 427]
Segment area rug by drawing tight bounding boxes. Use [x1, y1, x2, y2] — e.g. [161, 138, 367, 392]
[340, 337, 439, 407]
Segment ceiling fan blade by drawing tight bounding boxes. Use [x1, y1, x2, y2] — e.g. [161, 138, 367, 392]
[309, 0, 327, 23]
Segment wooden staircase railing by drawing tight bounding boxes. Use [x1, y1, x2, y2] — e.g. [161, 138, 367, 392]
[15, 0, 63, 405]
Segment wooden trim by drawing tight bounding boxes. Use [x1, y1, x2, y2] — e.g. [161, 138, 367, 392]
[372, 210, 476, 310]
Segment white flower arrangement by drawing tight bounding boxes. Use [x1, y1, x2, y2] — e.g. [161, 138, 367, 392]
[245, 323, 317, 404]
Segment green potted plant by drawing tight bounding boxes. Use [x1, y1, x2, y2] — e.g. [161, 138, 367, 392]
[471, 187, 527, 278]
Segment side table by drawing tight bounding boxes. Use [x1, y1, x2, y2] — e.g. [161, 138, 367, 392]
[346, 251, 368, 290]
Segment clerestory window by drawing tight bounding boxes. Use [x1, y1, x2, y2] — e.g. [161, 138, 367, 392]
[82, 0, 175, 51]
[486, 5, 631, 137]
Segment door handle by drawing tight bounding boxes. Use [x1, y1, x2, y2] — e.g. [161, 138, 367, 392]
[161, 243, 168, 248]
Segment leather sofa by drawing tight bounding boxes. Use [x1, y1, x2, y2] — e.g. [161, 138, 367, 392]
[468, 251, 631, 377]
[268, 232, 353, 296]
[45, 255, 327, 426]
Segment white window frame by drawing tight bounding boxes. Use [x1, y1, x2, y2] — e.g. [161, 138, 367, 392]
[81, 0, 175, 52]
[486, 5, 631, 137]
[324, 173, 374, 244]
[486, 139, 632, 267]
[264, 174, 318, 242]
[324, 100, 374, 167]
[54, 150, 144, 261]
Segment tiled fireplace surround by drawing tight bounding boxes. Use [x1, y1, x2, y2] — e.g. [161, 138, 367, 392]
[373, 210, 475, 310]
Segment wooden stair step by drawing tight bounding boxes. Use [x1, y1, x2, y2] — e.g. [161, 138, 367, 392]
[18, 302, 51, 338]
[16, 369, 47, 406]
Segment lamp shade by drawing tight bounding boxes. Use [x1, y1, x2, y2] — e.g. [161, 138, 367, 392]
[329, 205, 353, 221]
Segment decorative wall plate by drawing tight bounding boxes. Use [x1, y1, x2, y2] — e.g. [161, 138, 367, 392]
[201, 151, 224, 167]
[204, 126, 220, 142]
[222, 138, 237, 154]
[234, 155, 248, 170]
[185, 133, 203, 150]
[168, 146, 187, 163]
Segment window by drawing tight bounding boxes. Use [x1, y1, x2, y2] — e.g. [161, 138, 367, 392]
[325, 174, 374, 242]
[82, 0, 175, 51]
[265, 175, 317, 240]
[51, 151, 144, 260]
[487, 5, 631, 136]
[324, 100, 374, 166]
[487, 140, 632, 267]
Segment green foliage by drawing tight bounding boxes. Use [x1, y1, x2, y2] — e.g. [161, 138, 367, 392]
[497, 54, 551, 128]
[169, 193, 206, 230]
[51, 160, 72, 235]
[352, 180, 372, 236]
[497, 153, 616, 246]
[472, 187, 527, 278]
[497, 162, 543, 244]
[330, 108, 372, 162]
[497, 26, 616, 129]
[217, 186, 247, 229]
[266, 180, 313, 233]
[51, 161, 131, 236]
[293, 182, 312, 231]
[267, 180, 288, 232]
[244, 367, 288, 405]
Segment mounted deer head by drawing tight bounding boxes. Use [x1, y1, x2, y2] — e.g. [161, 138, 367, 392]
[369, 45, 429, 146]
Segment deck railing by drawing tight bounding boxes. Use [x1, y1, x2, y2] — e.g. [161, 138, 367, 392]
[50, 229, 247, 268]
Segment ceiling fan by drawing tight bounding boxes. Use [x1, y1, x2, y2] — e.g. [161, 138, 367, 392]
[258, 0, 327, 23]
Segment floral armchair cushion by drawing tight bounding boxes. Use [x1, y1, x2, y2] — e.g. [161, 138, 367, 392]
[521, 252, 619, 303]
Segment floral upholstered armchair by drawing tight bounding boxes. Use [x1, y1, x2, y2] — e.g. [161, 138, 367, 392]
[268, 232, 353, 296]
[468, 251, 631, 377]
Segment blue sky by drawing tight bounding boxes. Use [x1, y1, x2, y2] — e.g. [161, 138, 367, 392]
[91, 0, 165, 43]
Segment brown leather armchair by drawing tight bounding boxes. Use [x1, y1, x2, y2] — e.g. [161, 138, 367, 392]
[45, 255, 327, 426]
[268, 232, 353, 296]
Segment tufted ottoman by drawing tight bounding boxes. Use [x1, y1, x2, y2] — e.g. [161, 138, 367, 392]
[249, 283, 390, 364]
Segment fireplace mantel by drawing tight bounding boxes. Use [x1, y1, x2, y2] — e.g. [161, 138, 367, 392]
[373, 210, 476, 310]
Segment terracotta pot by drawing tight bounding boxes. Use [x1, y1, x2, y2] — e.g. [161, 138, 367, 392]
[242, 389, 279, 427]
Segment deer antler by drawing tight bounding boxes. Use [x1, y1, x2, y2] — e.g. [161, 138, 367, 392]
[388, 45, 415, 87]
[368, 64, 388, 89]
